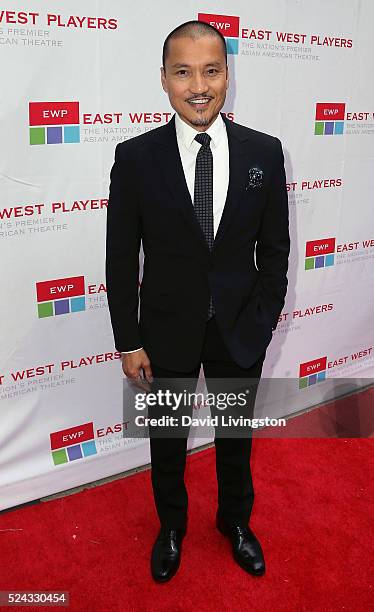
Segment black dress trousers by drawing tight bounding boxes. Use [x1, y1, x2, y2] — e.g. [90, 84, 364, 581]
[148, 315, 266, 530]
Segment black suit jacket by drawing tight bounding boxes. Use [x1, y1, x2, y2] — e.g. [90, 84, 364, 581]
[106, 113, 290, 372]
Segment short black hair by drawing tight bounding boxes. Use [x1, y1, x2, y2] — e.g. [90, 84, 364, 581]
[162, 20, 227, 69]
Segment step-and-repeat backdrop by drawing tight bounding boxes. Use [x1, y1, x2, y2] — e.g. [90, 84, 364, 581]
[1, 0, 374, 510]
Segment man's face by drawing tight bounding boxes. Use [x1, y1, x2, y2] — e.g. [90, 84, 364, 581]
[161, 35, 229, 130]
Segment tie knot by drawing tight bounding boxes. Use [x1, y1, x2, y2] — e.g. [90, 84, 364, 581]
[194, 132, 211, 148]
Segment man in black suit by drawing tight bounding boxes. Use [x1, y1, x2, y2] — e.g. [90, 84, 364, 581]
[106, 20, 289, 582]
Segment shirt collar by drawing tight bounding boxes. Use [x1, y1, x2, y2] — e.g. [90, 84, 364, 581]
[174, 112, 226, 150]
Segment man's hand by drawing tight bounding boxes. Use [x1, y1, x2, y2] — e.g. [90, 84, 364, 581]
[121, 349, 153, 392]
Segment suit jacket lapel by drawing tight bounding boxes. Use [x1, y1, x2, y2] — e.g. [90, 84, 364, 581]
[150, 115, 210, 252]
[213, 113, 252, 250]
[150, 112, 257, 253]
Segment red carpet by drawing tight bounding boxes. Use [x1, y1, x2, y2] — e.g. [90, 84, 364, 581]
[0, 437, 373, 610]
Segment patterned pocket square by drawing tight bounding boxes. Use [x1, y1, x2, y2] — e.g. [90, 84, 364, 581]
[246, 167, 264, 190]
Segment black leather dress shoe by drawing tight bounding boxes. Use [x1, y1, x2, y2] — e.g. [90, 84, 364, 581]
[151, 527, 186, 582]
[216, 515, 265, 576]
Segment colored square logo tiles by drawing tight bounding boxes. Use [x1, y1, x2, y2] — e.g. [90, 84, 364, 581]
[324, 122, 334, 135]
[47, 126, 62, 144]
[52, 448, 68, 465]
[71, 296, 86, 312]
[314, 122, 324, 136]
[334, 121, 344, 135]
[82, 440, 97, 457]
[325, 254, 334, 266]
[29, 127, 45, 145]
[67, 444, 83, 461]
[225, 38, 239, 54]
[315, 103, 345, 136]
[305, 253, 335, 270]
[299, 357, 327, 389]
[64, 125, 80, 143]
[37, 301, 54, 318]
[36, 276, 85, 318]
[50, 422, 97, 466]
[54, 299, 70, 315]
[305, 238, 336, 270]
[29, 101, 80, 145]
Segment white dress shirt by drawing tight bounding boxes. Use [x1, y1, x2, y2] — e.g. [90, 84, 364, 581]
[122, 112, 229, 355]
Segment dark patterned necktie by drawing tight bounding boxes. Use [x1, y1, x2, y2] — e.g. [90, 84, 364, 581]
[194, 132, 215, 319]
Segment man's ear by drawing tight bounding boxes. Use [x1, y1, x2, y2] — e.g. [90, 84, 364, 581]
[160, 66, 168, 93]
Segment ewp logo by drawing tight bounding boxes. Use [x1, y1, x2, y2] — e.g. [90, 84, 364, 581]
[315, 103, 345, 136]
[50, 422, 97, 466]
[299, 357, 327, 389]
[198, 13, 240, 54]
[36, 275, 85, 318]
[29, 101, 80, 145]
[305, 238, 336, 270]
